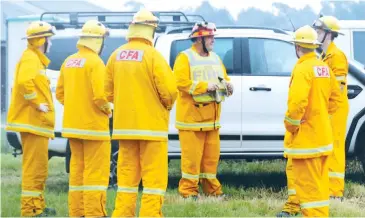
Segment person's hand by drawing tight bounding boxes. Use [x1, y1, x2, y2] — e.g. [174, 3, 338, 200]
[207, 82, 219, 92]
[108, 113, 112, 118]
[38, 103, 49, 113]
[227, 82, 234, 95]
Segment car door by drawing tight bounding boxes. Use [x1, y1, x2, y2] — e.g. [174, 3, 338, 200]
[166, 37, 243, 151]
[241, 37, 298, 152]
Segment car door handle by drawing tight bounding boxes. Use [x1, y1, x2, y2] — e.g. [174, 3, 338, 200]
[249, 87, 271, 91]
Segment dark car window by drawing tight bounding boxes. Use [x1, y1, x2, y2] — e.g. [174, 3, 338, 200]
[248, 38, 297, 76]
[353, 31, 365, 66]
[47, 37, 127, 71]
[170, 38, 234, 75]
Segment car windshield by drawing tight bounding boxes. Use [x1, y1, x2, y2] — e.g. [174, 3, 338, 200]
[47, 36, 127, 71]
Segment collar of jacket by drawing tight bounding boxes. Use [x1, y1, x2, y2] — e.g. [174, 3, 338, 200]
[129, 38, 152, 46]
[324, 41, 336, 58]
[27, 45, 50, 67]
[191, 44, 211, 57]
[78, 45, 95, 54]
[297, 51, 317, 64]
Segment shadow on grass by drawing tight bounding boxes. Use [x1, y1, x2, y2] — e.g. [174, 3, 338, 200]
[167, 171, 365, 190]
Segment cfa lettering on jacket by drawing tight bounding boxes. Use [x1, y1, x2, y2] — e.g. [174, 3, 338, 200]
[289, 65, 330, 87]
[65, 58, 86, 68]
[117, 49, 144, 62]
[314, 66, 330, 78]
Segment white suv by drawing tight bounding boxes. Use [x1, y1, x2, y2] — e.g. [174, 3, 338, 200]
[156, 26, 365, 167]
[5, 12, 365, 185]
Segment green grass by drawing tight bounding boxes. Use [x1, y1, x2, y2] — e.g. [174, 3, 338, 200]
[1, 153, 365, 217]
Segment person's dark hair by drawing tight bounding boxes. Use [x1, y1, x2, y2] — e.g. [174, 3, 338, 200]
[331, 32, 338, 41]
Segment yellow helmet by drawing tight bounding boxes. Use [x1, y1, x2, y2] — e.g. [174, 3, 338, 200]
[292, 25, 322, 49]
[126, 9, 159, 43]
[23, 21, 56, 39]
[77, 20, 109, 54]
[131, 8, 159, 27]
[312, 15, 344, 35]
[79, 20, 109, 38]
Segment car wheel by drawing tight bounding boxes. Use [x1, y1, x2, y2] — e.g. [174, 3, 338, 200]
[359, 146, 365, 176]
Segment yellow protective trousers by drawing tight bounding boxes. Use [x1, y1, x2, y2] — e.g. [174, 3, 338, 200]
[178, 130, 223, 198]
[68, 139, 111, 217]
[20, 132, 49, 217]
[112, 140, 168, 217]
[282, 158, 300, 214]
[329, 100, 349, 197]
[292, 156, 330, 217]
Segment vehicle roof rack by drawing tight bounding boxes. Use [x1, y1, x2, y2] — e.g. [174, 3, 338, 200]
[40, 11, 203, 33]
[185, 14, 206, 22]
[166, 25, 289, 35]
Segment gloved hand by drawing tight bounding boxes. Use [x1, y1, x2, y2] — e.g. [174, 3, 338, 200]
[38, 103, 49, 113]
[227, 82, 234, 95]
[207, 82, 219, 92]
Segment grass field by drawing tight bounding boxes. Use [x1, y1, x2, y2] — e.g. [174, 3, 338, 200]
[1, 153, 365, 217]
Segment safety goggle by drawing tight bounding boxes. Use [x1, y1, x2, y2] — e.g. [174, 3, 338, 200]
[131, 19, 160, 26]
[30, 26, 56, 37]
[312, 19, 331, 32]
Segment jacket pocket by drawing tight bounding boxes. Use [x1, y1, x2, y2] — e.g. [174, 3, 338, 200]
[186, 103, 215, 122]
[41, 110, 55, 128]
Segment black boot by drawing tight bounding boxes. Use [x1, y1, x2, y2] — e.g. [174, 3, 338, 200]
[330, 196, 344, 202]
[43, 208, 56, 216]
[276, 211, 297, 217]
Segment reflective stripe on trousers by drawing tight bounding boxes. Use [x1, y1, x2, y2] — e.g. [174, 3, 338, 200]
[181, 172, 217, 180]
[69, 185, 108, 191]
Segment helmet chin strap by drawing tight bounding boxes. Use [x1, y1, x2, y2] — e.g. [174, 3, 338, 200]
[202, 37, 208, 54]
[99, 38, 105, 55]
[43, 39, 49, 54]
[316, 30, 328, 55]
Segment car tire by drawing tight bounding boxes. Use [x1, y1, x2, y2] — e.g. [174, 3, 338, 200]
[355, 124, 365, 177]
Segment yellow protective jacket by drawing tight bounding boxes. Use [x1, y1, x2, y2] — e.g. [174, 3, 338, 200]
[6, 46, 55, 138]
[173, 45, 230, 131]
[56, 46, 111, 140]
[105, 38, 177, 141]
[323, 42, 349, 92]
[283, 52, 342, 159]
[323, 42, 349, 106]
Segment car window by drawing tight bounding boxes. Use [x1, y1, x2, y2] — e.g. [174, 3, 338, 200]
[353, 31, 365, 65]
[47, 37, 127, 71]
[170, 38, 234, 75]
[248, 38, 297, 76]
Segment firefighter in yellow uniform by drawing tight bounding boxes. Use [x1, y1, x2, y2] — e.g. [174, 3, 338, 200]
[277, 17, 348, 217]
[5, 21, 57, 217]
[55, 20, 111, 217]
[105, 9, 177, 217]
[313, 15, 349, 200]
[173, 22, 234, 199]
[282, 25, 342, 217]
